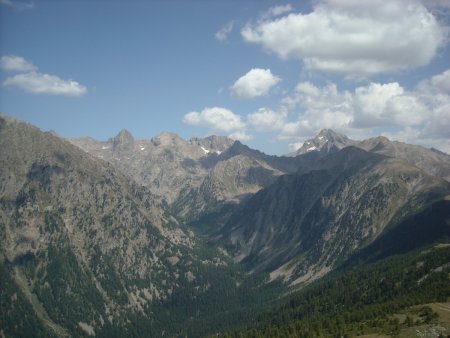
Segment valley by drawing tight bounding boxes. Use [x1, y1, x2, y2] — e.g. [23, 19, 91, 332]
[1, 113, 450, 337]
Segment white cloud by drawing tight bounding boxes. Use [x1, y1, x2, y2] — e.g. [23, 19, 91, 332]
[279, 82, 354, 140]
[382, 124, 450, 154]
[248, 107, 287, 131]
[230, 68, 281, 99]
[229, 131, 253, 141]
[262, 4, 293, 19]
[215, 21, 234, 41]
[1, 55, 87, 96]
[4, 72, 87, 96]
[183, 107, 253, 141]
[184, 106, 246, 133]
[414, 70, 450, 146]
[281, 81, 429, 135]
[0, 55, 37, 72]
[288, 141, 304, 152]
[0, 0, 33, 10]
[242, 0, 448, 78]
[421, 100, 450, 139]
[183, 68, 450, 154]
[422, 0, 450, 9]
[431, 69, 450, 93]
[279, 121, 310, 140]
[352, 83, 428, 128]
[277, 68, 450, 153]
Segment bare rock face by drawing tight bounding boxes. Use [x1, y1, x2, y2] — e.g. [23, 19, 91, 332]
[290, 129, 356, 156]
[112, 128, 134, 152]
[172, 153, 286, 221]
[189, 135, 234, 155]
[70, 131, 235, 204]
[70, 131, 307, 220]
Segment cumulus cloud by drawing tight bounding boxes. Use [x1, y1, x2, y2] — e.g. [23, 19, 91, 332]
[430, 69, 450, 93]
[288, 141, 304, 153]
[279, 82, 354, 139]
[280, 81, 428, 138]
[0, 0, 33, 10]
[1, 55, 87, 96]
[0, 55, 37, 72]
[229, 131, 253, 141]
[183, 68, 450, 153]
[4, 72, 87, 96]
[422, 0, 450, 9]
[421, 100, 450, 139]
[230, 68, 281, 99]
[262, 4, 293, 19]
[184, 107, 245, 132]
[368, 73, 450, 152]
[215, 21, 234, 41]
[242, 0, 448, 78]
[352, 83, 428, 128]
[248, 107, 287, 131]
[278, 68, 450, 153]
[183, 106, 249, 140]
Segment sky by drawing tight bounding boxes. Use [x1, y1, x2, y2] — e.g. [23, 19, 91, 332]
[1, 0, 450, 155]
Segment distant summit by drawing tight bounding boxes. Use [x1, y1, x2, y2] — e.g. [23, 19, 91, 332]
[112, 128, 134, 152]
[189, 135, 234, 155]
[289, 130, 450, 182]
[291, 129, 356, 156]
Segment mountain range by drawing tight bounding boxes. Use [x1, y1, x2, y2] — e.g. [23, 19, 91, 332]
[1, 112, 449, 337]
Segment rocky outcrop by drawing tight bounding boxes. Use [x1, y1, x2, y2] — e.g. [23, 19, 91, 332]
[70, 131, 235, 204]
[70, 131, 308, 220]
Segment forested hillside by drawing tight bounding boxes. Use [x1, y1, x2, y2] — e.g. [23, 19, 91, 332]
[227, 244, 450, 337]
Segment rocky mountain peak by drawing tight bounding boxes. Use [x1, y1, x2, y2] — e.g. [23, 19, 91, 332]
[318, 128, 345, 140]
[151, 131, 185, 147]
[222, 140, 257, 159]
[293, 129, 355, 156]
[360, 136, 392, 152]
[189, 135, 235, 155]
[112, 128, 135, 151]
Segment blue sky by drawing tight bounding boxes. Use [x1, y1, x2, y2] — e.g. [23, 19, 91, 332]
[1, 0, 450, 155]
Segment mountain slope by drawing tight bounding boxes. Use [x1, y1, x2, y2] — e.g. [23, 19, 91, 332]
[0, 114, 239, 337]
[4, 114, 450, 337]
[216, 146, 450, 285]
[171, 142, 319, 221]
[342, 198, 450, 266]
[232, 244, 450, 337]
[71, 132, 311, 222]
[358, 136, 450, 181]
